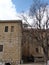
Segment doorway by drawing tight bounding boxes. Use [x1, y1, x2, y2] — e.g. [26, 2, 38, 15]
[5, 63, 11, 65]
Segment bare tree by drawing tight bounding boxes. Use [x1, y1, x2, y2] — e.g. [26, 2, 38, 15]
[29, 0, 49, 65]
[18, 1, 49, 64]
[29, 0, 48, 29]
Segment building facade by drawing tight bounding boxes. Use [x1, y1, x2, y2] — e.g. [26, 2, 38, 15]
[0, 20, 22, 65]
[22, 28, 46, 63]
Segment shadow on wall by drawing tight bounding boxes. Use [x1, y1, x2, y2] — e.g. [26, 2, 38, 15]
[21, 55, 34, 64]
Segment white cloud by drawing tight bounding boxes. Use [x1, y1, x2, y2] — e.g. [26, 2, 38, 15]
[0, 0, 20, 20]
[19, 11, 34, 25]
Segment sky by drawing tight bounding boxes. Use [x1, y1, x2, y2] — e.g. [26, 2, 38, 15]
[12, 0, 33, 12]
[0, 0, 33, 20]
[0, 0, 19, 20]
[12, 0, 49, 13]
[0, 0, 49, 20]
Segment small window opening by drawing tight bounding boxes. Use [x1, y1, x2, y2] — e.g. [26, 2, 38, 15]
[36, 48, 38, 53]
[0, 45, 3, 52]
[5, 26, 8, 32]
[11, 26, 14, 32]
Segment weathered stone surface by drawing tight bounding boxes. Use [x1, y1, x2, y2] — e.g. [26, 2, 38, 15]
[0, 20, 22, 65]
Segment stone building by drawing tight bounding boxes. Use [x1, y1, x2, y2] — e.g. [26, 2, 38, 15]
[22, 28, 46, 63]
[0, 20, 22, 65]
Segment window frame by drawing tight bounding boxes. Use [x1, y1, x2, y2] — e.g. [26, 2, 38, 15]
[5, 26, 8, 32]
[0, 45, 3, 52]
[36, 48, 38, 53]
[11, 26, 14, 32]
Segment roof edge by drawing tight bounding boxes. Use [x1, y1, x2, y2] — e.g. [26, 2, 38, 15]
[0, 20, 22, 23]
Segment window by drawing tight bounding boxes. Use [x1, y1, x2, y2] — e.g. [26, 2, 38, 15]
[5, 26, 8, 32]
[0, 45, 3, 52]
[36, 48, 38, 53]
[11, 26, 14, 32]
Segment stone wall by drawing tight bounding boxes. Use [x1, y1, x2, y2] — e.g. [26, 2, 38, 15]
[0, 20, 22, 65]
